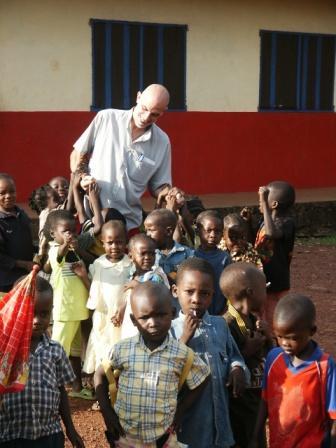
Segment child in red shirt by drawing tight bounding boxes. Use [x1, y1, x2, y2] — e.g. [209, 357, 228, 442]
[251, 293, 336, 448]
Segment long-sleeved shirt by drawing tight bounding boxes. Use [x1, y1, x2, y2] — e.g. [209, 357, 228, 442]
[0, 207, 34, 290]
[171, 311, 249, 448]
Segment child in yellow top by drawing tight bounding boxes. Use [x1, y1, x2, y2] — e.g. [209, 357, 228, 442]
[48, 209, 90, 397]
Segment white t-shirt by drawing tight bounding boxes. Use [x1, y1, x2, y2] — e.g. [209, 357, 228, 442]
[73, 109, 172, 229]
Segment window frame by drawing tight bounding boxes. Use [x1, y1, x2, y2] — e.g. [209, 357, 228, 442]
[258, 29, 336, 112]
[90, 18, 188, 112]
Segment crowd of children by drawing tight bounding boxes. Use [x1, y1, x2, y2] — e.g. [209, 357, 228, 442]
[0, 171, 335, 448]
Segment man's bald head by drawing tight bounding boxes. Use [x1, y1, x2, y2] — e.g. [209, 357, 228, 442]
[133, 84, 170, 130]
[140, 84, 170, 110]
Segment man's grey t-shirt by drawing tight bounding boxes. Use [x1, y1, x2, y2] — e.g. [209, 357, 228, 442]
[73, 109, 171, 229]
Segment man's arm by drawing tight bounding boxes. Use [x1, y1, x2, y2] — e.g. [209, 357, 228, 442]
[70, 150, 91, 176]
[70, 149, 80, 173]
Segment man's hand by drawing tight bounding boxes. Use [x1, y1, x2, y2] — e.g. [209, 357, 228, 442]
[227, 366, 246, 397]
[66, 427, 85, 447]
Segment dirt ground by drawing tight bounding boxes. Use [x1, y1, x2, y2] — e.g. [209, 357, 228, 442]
[66, 244, 336, 448]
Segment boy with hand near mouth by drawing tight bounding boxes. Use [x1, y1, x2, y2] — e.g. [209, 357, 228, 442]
[171, 258, 249, 448]
[95, 282, 209, 448]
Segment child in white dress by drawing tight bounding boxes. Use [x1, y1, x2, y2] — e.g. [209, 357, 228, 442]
[83, 220, 132, 374]
[121, 234, 169, 340]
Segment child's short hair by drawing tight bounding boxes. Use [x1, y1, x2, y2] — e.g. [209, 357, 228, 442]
[131, 281, 172, 310]
[101, 219, 127, 238]
[28, 184, 57, 214]
[128, 233, 156, 252]
[146, 209, 178, 228]
[104, 208, 127, 225]
[176, 257, 216, 286]
[196, 210, 223, 229]
[220, 262, 265, 298]
[35, 276, 53, 295]
[186, 196, 205, 219]
[47, 209, 75, 231]
[223, 213, 245, 230]
[0, 172, 15, 184]
[274, 293, 316, 328]
[268, 181, 295, 211]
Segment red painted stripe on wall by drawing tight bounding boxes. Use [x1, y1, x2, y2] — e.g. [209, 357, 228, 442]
[0, 111, 335, 201]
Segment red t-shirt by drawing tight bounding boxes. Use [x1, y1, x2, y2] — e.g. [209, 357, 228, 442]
[262, 344, 336, 447]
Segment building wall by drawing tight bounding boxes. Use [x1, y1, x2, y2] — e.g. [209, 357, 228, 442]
[1, 0, 336, 111]
[1, 0, 336, 201]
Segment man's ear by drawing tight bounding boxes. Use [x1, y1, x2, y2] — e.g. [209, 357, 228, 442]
[136, 91, 142, 104]
[310, 325, 317, 336]
[172, 284, 178, 298]
[270, 200, 279, 210]
[50, 229, 55, 239]
[130, 314, 137, 327]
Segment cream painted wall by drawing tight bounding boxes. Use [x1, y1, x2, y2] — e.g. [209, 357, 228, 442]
[1, 0, 336, 111]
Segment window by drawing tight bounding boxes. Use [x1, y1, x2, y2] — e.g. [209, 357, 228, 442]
[259, 30, 336, 111]
[90, 19, 187, 111]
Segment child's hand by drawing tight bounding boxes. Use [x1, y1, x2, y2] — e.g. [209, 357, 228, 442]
[66, 427, 85, 447]
[180, 312, 200, 344]
[80, 175, 96, 193]
[71, 261, 87, 279]
[256, 319, 270, 337]
[111, 306, 126, 327]
[73, 172, 82, 188]
[227, 366, 246, 397]
[243, 332, 266, 357]
[166, 192, 179, 213]
[124, 279, 139, 291]
[69, 236, 78, 252]
[106, 415, 126, 447]
[258, 186, 269, 205]
[88, 181, 100, 199]
[240, 206, 252, 222]
[15, 260, 35, 272]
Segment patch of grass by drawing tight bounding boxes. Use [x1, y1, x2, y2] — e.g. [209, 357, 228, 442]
[297, 235, 336, 246]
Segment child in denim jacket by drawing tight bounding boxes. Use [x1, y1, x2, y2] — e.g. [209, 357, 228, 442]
[170, 258, 249, 448]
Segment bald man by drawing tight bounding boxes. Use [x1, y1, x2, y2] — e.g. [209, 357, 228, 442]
[70, 84, 172, 232]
